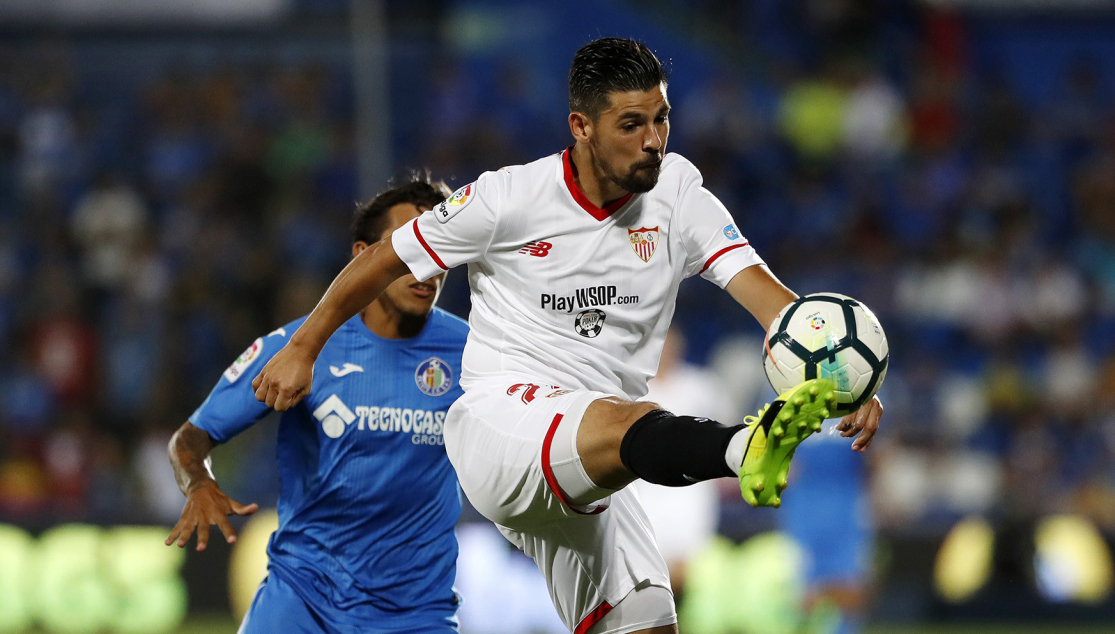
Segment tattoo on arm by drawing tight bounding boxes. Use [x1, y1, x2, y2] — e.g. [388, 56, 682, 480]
[168, 422, 217, 496]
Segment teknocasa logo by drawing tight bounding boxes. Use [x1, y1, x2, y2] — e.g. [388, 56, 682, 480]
[313, 394, 356, 439]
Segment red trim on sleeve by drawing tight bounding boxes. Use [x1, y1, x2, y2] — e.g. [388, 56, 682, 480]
[562, 147, 632, 221]
[541, 413, 606, 516]
[699, 242, 750, 275]
[412, 221, 448, 270]
[575, 601, 614, 634]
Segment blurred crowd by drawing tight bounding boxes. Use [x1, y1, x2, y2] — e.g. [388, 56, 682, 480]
[2, 0, 1115, 545]
[0, 41, 357, 525]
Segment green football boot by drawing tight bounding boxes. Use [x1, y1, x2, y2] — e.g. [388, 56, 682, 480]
[738, 378, 836, 508]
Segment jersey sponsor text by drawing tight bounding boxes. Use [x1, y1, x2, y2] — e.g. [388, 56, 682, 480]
[540, 285, 639, 313]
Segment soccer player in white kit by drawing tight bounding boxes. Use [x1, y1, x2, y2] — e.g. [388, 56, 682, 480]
[253, 38, 884, 634]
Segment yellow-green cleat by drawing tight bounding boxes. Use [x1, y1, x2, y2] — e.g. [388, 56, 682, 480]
[738, 378, 836, 508]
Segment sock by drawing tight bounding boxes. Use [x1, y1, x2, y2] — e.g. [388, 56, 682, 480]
[724, 426, 750, 473]
[619, 409, 743, 486]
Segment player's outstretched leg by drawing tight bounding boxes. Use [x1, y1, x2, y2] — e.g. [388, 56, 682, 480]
[737, 378, 836, 508]
[572, 379, 834, 509]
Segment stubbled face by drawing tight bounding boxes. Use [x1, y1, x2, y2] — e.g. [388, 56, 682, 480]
[353, 203, 445, 316]
[589, 82, 670, 193]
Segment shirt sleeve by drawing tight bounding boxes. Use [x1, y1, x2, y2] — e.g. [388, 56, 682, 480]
[676, 161, 765, 287]
[391, 172, 503, 282]
[188, 329, 287, 443]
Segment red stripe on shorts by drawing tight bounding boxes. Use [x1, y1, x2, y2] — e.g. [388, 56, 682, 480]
[541, 413, 606, 516]
[413, 221, 448, 270]
[574, 601, 614, 634]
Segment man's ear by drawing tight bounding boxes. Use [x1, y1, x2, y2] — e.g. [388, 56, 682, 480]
[352, 241, 371, 259]
[569, 111, 593, 144]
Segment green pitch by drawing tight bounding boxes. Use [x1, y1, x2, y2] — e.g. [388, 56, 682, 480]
[865, 627, 1113, 634]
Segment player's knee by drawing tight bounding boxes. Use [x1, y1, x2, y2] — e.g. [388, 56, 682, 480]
[588, 398, 661, 447]
[575, 398, 661, 489]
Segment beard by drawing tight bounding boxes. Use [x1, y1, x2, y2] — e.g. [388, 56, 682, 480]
[396, 311, 430, 339]
[378, 288, 435, 338]
[601, 155, 662, 194]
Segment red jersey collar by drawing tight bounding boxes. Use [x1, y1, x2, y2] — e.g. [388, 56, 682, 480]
[562, 146, 633, 221]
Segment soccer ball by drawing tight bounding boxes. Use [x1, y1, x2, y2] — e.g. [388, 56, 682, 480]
[763, 293, 889, 418]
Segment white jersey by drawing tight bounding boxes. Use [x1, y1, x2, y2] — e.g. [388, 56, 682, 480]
[392, 148, 763, 399]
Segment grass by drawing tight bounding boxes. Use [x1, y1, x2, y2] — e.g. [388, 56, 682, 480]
[864, 627, 1114, 634]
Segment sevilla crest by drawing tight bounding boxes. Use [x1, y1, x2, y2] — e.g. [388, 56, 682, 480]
[628, 226, 659, 263]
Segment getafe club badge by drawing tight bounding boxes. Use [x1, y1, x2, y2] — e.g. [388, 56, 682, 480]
[628, 227, 659, 263]
[574, 309, 606, 338]
[415, 357, 454, 396]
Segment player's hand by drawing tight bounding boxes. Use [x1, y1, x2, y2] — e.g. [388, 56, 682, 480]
[836, 396, 882, 453]
[252, 342, 315, 411]
[165, 480, 258, 551]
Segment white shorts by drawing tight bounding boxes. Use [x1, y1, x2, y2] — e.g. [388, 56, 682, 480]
[445, 379, 676, 633]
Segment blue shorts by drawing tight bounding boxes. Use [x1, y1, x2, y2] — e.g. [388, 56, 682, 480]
[238, 574, 458, 634]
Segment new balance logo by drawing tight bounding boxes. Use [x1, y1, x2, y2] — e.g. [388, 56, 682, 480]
[518, 241, 552, 257]
[330, 363, 364, 377]
[313, 394, 357, 438]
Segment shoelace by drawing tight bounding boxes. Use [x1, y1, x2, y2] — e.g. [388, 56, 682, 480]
[742, 403, 771, 427]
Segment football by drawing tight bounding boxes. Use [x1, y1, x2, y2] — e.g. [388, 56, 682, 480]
[763, 293, 889, 418]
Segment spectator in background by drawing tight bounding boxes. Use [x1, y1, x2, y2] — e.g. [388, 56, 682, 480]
[907, 59, 962, 158]
[70, 172, 148, 294]
[143, 71, 211, 201]
[17, 68, 77, 197]
[0, 339, 54, 519]
[779, 416, 874, 634]
[778, 62, 847, 163]
[28, 262, 96, 408]
[1075, 152, 1115, 312]
[1041, 56, 1106, 167]
[840, 61, 907, 164]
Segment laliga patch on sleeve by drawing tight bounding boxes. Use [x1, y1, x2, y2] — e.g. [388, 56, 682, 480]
[223, 337, 263, 383]
[434, 183, 475, 224]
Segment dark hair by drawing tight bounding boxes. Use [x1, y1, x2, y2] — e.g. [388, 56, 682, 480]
[351, 173, 452, 244]
[568, 37, 668, 120]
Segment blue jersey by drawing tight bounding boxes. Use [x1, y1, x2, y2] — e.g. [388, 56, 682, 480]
[779, 421, 872, 585]
[190, 308, 468, 630]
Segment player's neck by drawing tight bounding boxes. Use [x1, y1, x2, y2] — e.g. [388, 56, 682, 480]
[361, 300, 427, 340]
[571, 143, 629, 209]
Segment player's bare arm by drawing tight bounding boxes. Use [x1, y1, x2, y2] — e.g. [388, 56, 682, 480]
[252, 237, 411, 410]
[724, 263, 798, 327]
[725, 265, 884, 452]
[165, 422, 258, 551]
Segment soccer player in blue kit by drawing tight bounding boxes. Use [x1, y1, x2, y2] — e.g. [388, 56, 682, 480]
[164, 176, 470, 634]
[780, 424, 872, 634]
